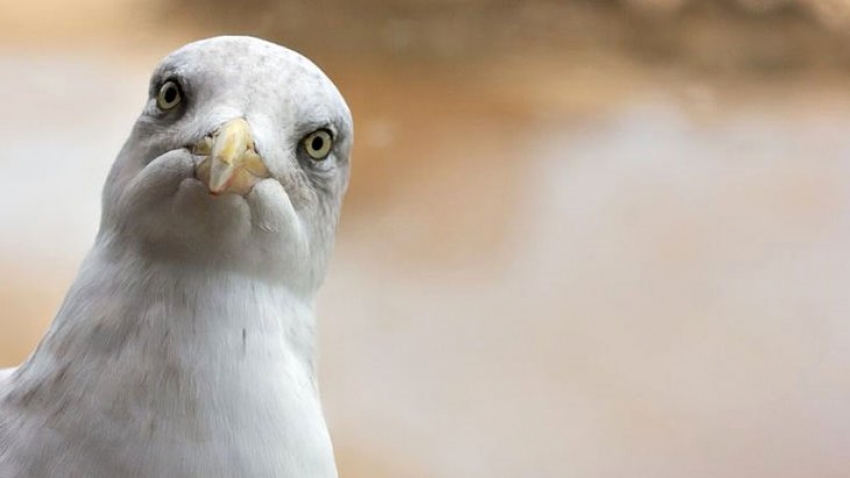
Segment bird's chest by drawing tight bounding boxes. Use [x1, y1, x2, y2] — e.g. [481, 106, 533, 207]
[95, 352, 335, 477]
[3, 343, 336, 478]
[2, 272, 336, 477]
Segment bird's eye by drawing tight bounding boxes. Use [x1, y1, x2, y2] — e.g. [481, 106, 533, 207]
[156, 80, 182, 110]
[303, 130, 333, 161]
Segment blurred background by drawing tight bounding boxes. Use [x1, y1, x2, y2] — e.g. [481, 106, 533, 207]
[2, 0, 850, 476]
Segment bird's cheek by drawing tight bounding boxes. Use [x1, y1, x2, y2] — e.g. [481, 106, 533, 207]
[245, 178, 311, 258]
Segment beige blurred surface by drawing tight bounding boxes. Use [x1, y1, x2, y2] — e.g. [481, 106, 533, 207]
[2, 1, 850, 477]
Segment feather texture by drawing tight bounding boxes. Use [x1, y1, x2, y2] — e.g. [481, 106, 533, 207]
[0, 36, 351, 478]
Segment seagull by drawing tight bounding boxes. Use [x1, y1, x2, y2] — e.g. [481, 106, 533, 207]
[0, 36, 352, 477]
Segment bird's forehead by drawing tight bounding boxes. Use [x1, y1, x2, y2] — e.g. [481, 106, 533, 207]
[161, 38, 314, 81]
[151, 36, 349, 123]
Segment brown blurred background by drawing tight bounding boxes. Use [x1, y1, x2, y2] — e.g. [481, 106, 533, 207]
[3, 0, 850, 476]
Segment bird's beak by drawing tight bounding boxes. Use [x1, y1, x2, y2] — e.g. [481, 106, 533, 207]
[193, 118, 271, 195]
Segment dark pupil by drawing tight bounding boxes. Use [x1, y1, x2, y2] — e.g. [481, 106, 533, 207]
[311, 136, 325, 152]
[163, 85, 178, 104]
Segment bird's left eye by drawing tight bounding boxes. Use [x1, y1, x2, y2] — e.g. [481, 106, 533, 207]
[303, 130, 333, 161]
[156, 80, 182, 110]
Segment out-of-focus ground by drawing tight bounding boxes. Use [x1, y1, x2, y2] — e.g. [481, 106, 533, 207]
[3, 1, 850, 477]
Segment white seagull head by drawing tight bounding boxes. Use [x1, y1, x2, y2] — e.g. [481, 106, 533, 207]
[100, 36, 353, 295]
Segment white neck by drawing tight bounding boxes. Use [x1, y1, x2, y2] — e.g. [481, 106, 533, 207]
[4, 238, 337, 477]
[41, 237, 318, 370]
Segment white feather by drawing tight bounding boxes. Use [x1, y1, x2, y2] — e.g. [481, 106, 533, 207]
[0, 368, 15, 383]
[0, 36, 351, 478]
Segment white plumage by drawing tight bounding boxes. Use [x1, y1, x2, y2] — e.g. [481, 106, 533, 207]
[0, 36, 352, 477]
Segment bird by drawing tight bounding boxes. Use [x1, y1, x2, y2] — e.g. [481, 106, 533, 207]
[0, 36, 352, 477]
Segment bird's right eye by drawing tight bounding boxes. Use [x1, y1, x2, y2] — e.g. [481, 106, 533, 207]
[156, 80, 182, 110]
